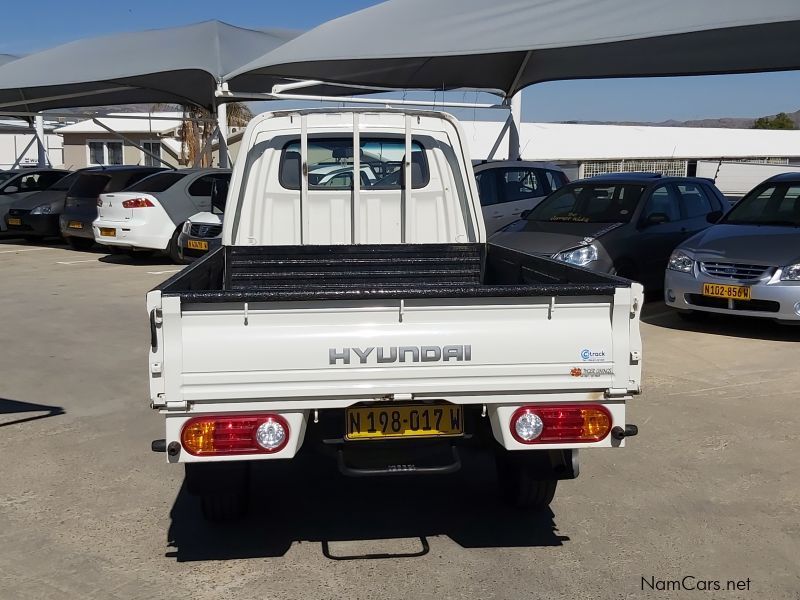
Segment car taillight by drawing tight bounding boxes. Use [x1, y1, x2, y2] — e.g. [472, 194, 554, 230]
[510, 404, 611, 443]
[181, 414, 289, 456]
[122, 197, 154, 208]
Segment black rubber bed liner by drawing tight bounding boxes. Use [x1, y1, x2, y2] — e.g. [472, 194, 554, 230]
[156, 243, 629, 303]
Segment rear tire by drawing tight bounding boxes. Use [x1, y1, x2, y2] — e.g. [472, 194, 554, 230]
[167, 227, 186, 265]
[65, 236, 94, 251]
[496, 454, 558, 510]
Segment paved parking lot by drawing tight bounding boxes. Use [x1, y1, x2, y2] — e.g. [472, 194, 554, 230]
[0, 237, 798, 600]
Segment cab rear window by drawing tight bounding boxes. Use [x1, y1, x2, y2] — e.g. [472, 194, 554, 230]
[279, 138, 429, 190]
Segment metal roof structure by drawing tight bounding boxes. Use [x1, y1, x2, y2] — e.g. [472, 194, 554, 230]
[225, 0, 800, 97]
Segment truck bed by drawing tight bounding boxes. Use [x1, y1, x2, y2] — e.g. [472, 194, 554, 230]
[156, 243, 629, 302]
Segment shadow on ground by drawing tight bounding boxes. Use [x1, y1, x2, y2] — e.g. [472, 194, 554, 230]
[641, 300, 800, 342]
[167, 448, 568, 562]
[0, 398, 65, 428]
[98, 253, 175, 267]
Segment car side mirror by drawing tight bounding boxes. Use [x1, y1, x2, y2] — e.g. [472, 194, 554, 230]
[644, 212, 669, 227]
[3, 185, 18, 194]
[520, 209, 532, 220]
[706, 210, 723, 224]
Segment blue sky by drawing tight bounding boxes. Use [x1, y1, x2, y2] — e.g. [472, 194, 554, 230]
[4, 0, 799, 123]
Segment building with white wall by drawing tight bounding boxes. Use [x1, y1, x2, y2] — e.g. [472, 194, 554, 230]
[0, 119, 65, 169]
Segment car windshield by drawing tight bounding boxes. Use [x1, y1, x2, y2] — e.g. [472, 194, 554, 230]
[527, 183, 645, 223]
[126, 171, 187, 193]
[722, 183, 800, 226]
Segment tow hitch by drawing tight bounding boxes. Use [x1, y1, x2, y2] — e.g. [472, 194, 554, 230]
[611, 424, 639, 440]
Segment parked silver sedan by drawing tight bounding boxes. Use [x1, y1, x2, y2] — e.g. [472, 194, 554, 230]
[665, 173, 800, 323]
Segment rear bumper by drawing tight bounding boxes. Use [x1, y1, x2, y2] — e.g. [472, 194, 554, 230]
[59, 213, 95, 239]
[93, 218, 171, 250]
[5, 213, 60, 236]
[160, 398, 629, 463]
[665, 269, 800, 321]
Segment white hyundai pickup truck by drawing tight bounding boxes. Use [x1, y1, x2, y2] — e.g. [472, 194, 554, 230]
[147, 108, 642, 521]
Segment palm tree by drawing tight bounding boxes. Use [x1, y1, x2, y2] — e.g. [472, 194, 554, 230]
[153, 102, 253, 167]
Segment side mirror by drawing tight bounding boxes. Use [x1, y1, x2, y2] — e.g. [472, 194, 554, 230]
[520, 209, 532, 220]
[706, 210, 723, 224]
[644, 212, 669, 227]
[3, 185, 18, 194]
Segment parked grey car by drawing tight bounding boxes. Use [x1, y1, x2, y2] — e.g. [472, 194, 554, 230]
[665, 172, 800, 323]
[59, 166, 165, 250]
[3, 170, 93, 238]
[0, 168, 70, 232]
[489, 173, 728, 289]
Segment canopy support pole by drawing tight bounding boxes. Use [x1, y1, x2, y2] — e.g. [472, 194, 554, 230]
[35, 115, 49, 166]
[216, 84, 230, 169]
[507, 92, 522, 160]
[91, 118, 174, 169]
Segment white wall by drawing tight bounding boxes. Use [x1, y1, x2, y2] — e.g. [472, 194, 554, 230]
[0, 131, 64, 169]
[695, 160, 800, 199]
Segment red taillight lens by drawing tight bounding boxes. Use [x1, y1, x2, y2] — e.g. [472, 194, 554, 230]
[122, 197, 154, 208]
[181, 414, 290, 456]
[510, 404, 612, 444]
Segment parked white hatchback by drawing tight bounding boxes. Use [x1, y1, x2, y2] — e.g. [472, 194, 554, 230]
[474, 160, 569, 234]
[93, 168, 231, 262]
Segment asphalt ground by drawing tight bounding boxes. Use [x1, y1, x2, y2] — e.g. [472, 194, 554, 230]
[0, 237, 798, 600]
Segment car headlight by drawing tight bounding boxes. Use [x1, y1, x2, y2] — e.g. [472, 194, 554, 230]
[30, 204, 52, 215]
[668, 250, 694, 273]
[182, 221, 192, 234]
[780, 263, 800, 281]
[553, 244, 598, 267]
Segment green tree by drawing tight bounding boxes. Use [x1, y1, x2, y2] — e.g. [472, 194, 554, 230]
[753, 112, 796, 130]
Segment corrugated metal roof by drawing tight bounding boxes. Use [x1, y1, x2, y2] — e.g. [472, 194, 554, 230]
[461, 121, 800, 161]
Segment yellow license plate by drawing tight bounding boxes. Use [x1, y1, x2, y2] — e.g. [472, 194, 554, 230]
[346, 404, 463, 440]
[68, 220, 83, 229]
[7, 217, 21, 226]
[703, 283, 751, 300]
[99, 227, 116, 237]
[187, 239, 208, 250]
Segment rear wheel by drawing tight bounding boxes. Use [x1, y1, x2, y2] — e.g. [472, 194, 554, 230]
[496, 453, 557, 510]
[167, 227, 186, 265]
[65, 236, 94, 251]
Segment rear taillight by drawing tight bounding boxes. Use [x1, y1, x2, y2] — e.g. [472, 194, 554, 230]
[122, 197, 154, 208]
[181, 414, 289, 456]
[510, 405, 611, 444]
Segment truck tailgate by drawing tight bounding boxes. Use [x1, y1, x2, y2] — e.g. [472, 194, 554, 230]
[151, 294, 638, 408]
